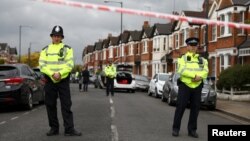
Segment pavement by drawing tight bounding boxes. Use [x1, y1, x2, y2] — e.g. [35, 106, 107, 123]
[216, 99, 250, 123]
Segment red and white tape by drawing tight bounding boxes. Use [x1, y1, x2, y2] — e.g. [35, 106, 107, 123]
[36, 0, 250, 29]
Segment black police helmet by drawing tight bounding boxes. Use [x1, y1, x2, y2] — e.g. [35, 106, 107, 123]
[185, 37, 199, 46]
[50, 25, 64, 38]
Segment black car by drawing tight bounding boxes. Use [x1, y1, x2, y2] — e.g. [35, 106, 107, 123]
[0, 64, 45, 110]
[162, 73, 217, 110]
[134, 75, 150, 91]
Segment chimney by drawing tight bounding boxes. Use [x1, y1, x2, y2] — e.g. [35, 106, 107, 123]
[142, 21, 150, 29]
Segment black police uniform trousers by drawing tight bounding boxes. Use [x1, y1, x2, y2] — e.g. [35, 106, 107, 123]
[106, 77, 114, 96]
[172, 82, 203, 133]
[44, 76, 75, 132]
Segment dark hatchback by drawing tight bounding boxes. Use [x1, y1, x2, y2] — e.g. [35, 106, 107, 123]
[162, 73, 217, 110]
[0, 64, 45, 110]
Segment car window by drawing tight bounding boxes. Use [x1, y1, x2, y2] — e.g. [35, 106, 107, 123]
[153, 74, 157, 79]
[0, 66, 19, 78]
[173, 73, 180, 82]
[141, 76, 149, 82]
[159, 74, 169, 81]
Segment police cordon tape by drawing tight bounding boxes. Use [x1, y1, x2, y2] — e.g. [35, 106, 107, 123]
[36, 0, 250, 29]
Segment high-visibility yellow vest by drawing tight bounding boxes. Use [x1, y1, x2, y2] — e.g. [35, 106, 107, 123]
[104, 65, 116, 78]
[177, 52, 208, 88]
[39, 43, 74, 83]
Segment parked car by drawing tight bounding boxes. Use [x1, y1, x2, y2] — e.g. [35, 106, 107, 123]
[148, 73, 171, 98]
[134, 75, 150, 91]
[0, 64, 45, 110]
[96, 64, 136, 93]
[162, 72, 217, 110]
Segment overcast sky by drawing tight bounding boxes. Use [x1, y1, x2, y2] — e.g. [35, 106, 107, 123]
[0, 0, 204, 64]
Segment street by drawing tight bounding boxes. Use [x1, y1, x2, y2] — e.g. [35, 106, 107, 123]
[0, 84, 247, 141]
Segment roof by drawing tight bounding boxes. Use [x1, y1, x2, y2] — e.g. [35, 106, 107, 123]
[232, 0, 250, 5]
[95, 41, 103, 51]
[143, 26, 154, 38]
[87, 45, 95, 53]
[154, 23, 173, 35]
[129, 30, 142, 41]
[121, 31, 130, 43]
[239, 37, 250, 49]
[102, 38, 110, 48]
[183, 11, 206, 19]
[109, 36, 120, 46]
[9, 47, 17, 55]
[0, 43, 8, 51]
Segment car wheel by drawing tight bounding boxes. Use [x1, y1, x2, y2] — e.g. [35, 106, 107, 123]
[167, 92, 174, 106]
[24, 89, 33, 110]
[207, 104, 216, 110]
[161, 93, 167, 102]
[147, 88, 152, 96]
[155, 88, 159, 98]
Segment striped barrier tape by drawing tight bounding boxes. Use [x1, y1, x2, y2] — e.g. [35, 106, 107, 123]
[35, 0, 250, 29]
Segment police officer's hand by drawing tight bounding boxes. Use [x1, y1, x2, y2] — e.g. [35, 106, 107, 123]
[192, 75, 202, 82]
[53, 72, 61, 81]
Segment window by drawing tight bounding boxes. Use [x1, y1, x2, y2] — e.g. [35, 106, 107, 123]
[169, 35, 173, 50]
[163, 37, 166, 51]
[228, 13, 232, 34]
[237, 12, 244, 34]
[220, 13, 232, 36]
[220, 55, 224, 72]
[202, 27, 206, 45]
[162, 64, 166, 73]
[180, 29, 184, 46]
[129, 44, 133, 55]
[109, 48, 113, 58]
[220, 15, 225, 36]
[175, 34, 179, 49]
[194, 29, 199, 38]
[211, 57, 216, 77]
[116, 47, 119, 57]
[121, 45, 124, 56]
[143, 41, 148, 53]
[211, 25, 217, 41]
[185, 28, 189, 40]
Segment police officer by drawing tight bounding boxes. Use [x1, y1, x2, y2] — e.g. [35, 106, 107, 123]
[104, 60, 116, 96]
[39, 25, 82, 136]
[172, 37, 208, 138]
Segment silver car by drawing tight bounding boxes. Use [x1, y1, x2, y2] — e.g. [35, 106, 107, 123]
[162, 73, 217, 110]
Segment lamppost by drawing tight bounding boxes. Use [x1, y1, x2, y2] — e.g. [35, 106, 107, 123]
[28, 42, 36, 66]
[104, 0, 123, 37]
[104, 0, 123, 64]
[19, 25, 32, 63]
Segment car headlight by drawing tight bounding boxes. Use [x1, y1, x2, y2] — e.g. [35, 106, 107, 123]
[174, 85, 178, 92]
[209, 90, 217, 96]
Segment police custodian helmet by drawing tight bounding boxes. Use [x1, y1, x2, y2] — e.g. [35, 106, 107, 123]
[50, 25, 64, 38]
[185, 37, 199, 46]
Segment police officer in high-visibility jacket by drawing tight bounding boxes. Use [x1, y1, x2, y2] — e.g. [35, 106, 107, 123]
[104, 60, 116, 96]
[172, 37, 208, 138]
[39, 25, 81, 136]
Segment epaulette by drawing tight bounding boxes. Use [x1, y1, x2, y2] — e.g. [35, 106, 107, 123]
[64, 45, 71, 49]
[42, 46, 48, 50]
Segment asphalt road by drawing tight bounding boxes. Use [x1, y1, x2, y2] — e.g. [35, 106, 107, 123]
[0, 84, 244, 141]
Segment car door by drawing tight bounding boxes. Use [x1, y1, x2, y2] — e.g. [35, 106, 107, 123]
[22, 66, 40, 102]
[149, 74, 157, 93]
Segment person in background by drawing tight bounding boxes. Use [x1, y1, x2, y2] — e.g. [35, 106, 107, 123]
[172, 37, 208, 138]
[78, 70, 83, 91]
[39, 25, 81, 136]
[82, 66, 90, 92]
[104, 60, 116, 96]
